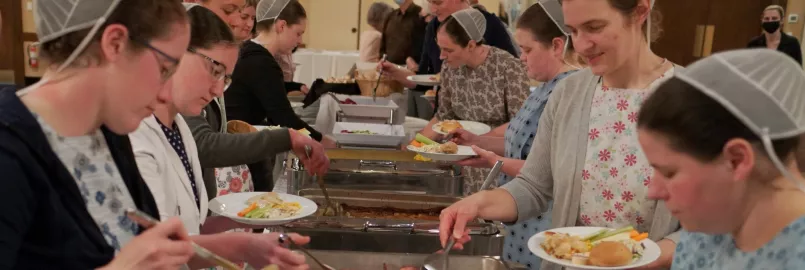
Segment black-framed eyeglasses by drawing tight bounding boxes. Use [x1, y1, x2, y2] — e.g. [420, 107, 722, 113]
[188, 48, 232, 89]
[131, 37, 180, 82]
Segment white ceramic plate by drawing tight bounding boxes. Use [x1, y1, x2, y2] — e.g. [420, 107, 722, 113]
[420, 94, 436, 101]
[407, 75, 440, 86]
[432, 120, 492, 136]
[290, 102, 304, 109]
[209, 192, 317, 226]
[406, 144, 476, 162]
[528, 227, 661, 270]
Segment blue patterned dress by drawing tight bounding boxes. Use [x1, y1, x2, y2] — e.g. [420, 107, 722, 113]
[500, 71, 575, 269]
[35, 115, 138, 252]
[672, 216, 805, 270]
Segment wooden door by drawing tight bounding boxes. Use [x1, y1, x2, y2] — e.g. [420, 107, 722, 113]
[651, 0, 713, 66]
[306, 0, 361, 50]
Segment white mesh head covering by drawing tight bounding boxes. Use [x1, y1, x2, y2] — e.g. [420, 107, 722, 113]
[19, 0, 123, 96]
[676, 49, 805, 191]
[256, 0, 292, 23]
[450, 8, 486, 43]
[537, 0, 569, 36]
[647, 0, 655, 48]
[183, 3, 202, 11]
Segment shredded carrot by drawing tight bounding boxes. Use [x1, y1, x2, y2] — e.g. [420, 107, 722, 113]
[632, 232, 649, 241]
[237, 203, 258, 217]
[629, 230, 639, 238]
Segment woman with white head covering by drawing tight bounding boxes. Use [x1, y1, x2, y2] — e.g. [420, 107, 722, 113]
[225, 0, 336, 147]
[439, 0, 682, 269]
[393, 8, 531, 193]
[446, 1, 583, 268]
[0, 0, 195, 268]
[129, 5, 310, 269]
[637, 49, 805, 269]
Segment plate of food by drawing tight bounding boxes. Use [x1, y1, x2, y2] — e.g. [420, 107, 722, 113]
[406, 133, 476, 161]
[528, 226, 660, 270]
[407, 74, 440, 86]
[432, 120, 491, 135]
[209, 192, 318, 226]
[421, 89, 437, 101]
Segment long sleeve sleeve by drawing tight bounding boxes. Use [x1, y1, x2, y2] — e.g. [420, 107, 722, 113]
[409, 17, 427, 63]
[0, 151, 34, 267]
[184, 114, 292, 169]
[435, 66, 457, 121]
[499, 80, 564, 223]
[503, 59, 531, 120]
[128, 131, 172, 221]
[236, 54, 323, 141]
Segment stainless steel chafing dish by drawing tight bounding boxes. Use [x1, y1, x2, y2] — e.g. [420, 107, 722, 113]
[274, 190, 505, 256]
[299, 250, 526, 270]
[284, 149, 464, 196]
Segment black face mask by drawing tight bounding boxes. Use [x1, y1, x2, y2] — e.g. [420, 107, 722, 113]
[762, 21, 781, 33]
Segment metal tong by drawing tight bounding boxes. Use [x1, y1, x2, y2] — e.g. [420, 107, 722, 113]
[278, 233, 336, 270]
[303, 145, 342, 216]
[373, 54, 388, 102]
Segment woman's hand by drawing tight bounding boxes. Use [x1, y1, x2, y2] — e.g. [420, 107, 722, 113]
[448, 128, 480, 146]
[289, 130, 330, 176]
[241, 233, 310, 270]
[300, 85, 310, 94]
[455, 146, 498, 169]
[406, 57, 419, 72]
[101, 218, 194, 270]
[377, 61, 415, 88]
[631, 239, 675, 270]
[438, 196, 483, 250]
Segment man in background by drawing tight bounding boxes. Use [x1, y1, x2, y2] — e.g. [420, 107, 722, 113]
[380, 0, 427, 66]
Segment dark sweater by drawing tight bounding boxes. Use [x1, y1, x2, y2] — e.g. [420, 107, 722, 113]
[0, 88, 159, 269]
[747, 33, 803, 65]
[225, 40, 323, 141]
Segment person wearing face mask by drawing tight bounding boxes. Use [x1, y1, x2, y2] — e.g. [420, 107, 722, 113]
[637, 49, 805, 269]
[386, 8, 531, 194]
[382, 0, 517, 120]
[380, 0, 426, 66]
[438, 0, 682, 269]
[447, 2, 581, 267]
[129, 6, 311, 269]
[747, 5, 802, 65]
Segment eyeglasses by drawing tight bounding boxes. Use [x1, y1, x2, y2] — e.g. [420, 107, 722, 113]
[131, 37, 180, 82]
[188, 48, 232, 89]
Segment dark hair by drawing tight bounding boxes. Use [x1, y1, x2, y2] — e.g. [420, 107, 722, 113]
[187, 6, 237, 49]
[367, 2, 393, 30]
[255, 0, 307, 33]
[439, 16, 485, 48]
[40, 0, 187, 66]
[638, 77, 800, 162]
[244, 0, 260, 8]
[607, 0, 663, 42]
[516, 4, 568, 48]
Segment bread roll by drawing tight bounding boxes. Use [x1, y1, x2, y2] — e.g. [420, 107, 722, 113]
[227, 120, 258, 134]
[588, 241, 633, 267]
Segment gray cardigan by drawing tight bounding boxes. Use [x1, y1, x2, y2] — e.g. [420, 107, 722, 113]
[185, 100, 292, 199]
[501, 68, 681, 270]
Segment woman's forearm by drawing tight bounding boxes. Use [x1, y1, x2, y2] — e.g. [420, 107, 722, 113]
[475, 136, 506, 156]
[419, 117, 441, 140]
[496, 157, 526, 178]
[188, 233, 251, 269]
[476, 189, 519, 223]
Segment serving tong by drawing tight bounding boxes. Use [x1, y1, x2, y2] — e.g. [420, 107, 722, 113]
[372, 54, 388, 102]
[303, 145, 343, 216]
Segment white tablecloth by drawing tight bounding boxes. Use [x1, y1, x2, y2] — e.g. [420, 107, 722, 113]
[293, 49, 361, 86]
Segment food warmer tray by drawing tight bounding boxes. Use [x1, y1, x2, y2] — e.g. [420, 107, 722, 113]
[299, 250, 526, 270]
[285, 149, 464, 196]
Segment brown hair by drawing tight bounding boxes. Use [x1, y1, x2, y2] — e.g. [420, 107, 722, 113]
[255, 0, 307, 33]
[187, 5, 238, 49]
[516, 4, 567, 48]
[40, 0, 187, 66]
[244, 0, 260, 8]
[607, 0, 663, 42]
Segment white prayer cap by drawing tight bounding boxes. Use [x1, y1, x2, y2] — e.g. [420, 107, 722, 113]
[537, 0, 570, 36]
[257, 0, 292, 23]
[35, 0, 123, 44]
[450, 8, 486, 42]
[676, 48, 805, 190]
[183, 3, 202, 11]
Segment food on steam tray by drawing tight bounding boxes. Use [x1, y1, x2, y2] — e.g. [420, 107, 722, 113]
[438, 120, 463, 133]
[340, 129, 377, 135]
[237, 193, 302, 219]
[540, 226, 647, 267]
[315, 204, 443, 221]
[408, 133, 458, 154]
[325, 75, 356, 84]
[338, 98, 358, 105]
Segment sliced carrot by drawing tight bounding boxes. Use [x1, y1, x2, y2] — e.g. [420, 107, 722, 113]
[237, 203, 258, 217]
[411, 141, 423, 147]
[632, 232, 649, 241]
[629, 230, 640, 238]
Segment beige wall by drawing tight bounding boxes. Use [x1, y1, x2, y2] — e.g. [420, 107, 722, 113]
[786, 0, 804, 39]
